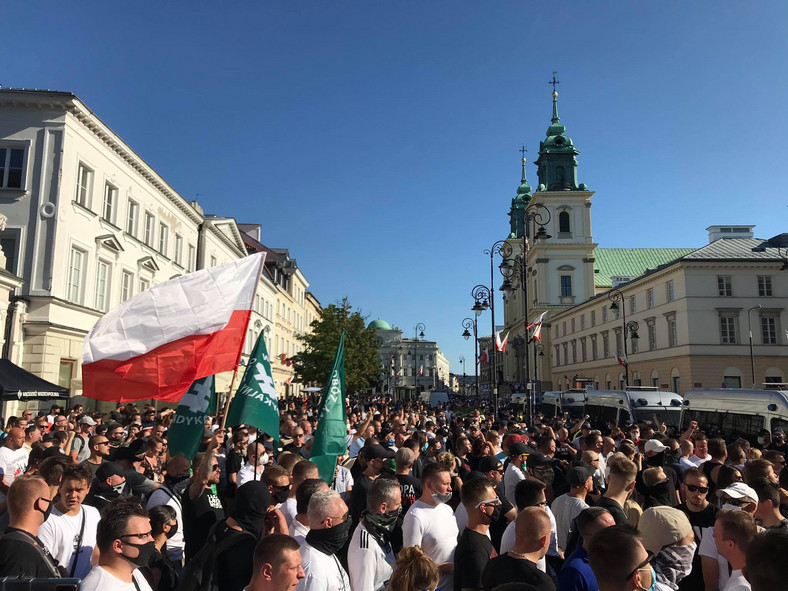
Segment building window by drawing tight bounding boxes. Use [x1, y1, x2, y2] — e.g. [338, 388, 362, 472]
[758, 276, 773, 297]
[102, 183, 118, 223]
[560, 275, 573, 297]
[144, 212, 155, 246]
[717, 275, 732, 297]
[174, 234, 183, 266]
[58, 360, 75, 390]
[75, 163, 93, 208]
[581, 315, 586, 330]
[158, 223, 168, 256]
[603, 334, 610, 358]
[762, 317, 777, 344]
[720, 315, 737, 344]
[629, 296, 636, 314]
[652, 376, 659, 388]
[95, 260, 111, 311]
[631, 336, 639, 353]
[0, 237, 17, 274]
[571, 341, 577, 364]
[581, 339, 587, 362]
[649, 325, 657, 350]
[647, 288, 654, 309]
[139, 278, 150, 293]
[558, 211, 571, 234]
[188, 244, 196, 272]
[591, 310, 596, 326]
[121, 271, 134, 301]
[210, 255, 217, 267]
[668, 318, 677, 347]
[667, 281, 675, 302]
[571, 319, 576, 333]
[67, 247, 86, 303]
[672, 376, 680, 394]
[591, 338, 597, 360]
[602, 307, 608, 323]
[554, 345, 560, 366]
[615, 332, 622, 356]
[724, 375, 741, 388]
[127, 200, 139, 236]
[0, 147, 24, 189]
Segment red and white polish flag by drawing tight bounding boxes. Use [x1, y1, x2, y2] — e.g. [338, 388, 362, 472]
[82, 253, 265, 402]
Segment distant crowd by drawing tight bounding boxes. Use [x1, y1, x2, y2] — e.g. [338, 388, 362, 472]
[0, 396, 786, 591]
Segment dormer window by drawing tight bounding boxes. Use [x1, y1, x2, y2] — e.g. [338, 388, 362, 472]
[558, 211, 571, 235]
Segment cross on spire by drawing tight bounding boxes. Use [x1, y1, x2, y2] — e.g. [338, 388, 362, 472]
[549, 71, 559, 93]
[520, 145, 528, 161]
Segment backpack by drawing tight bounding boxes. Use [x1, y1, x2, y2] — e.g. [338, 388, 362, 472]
[176, 522, 256, 591]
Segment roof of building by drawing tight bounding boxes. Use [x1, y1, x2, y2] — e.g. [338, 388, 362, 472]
[683, 236, 787, 261]
[594, 248, 695, 287]
[368, 319, 392, 331]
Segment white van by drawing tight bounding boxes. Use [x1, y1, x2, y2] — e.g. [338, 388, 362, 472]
[541, 391, 563, 417]
[584, 388, 683, 427]
[562, 389, 587, 418]
[681, 388, 788, 444]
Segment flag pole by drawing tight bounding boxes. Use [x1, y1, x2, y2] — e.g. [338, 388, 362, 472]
[220, 364, 241, 429]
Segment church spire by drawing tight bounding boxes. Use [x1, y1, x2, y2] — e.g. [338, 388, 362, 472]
[509, 148, 531, 239]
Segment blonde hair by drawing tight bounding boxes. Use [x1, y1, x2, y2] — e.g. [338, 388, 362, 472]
[643, 466, 666, 487]
[748, 447, 762, 461]
[435, 452, 456, 472]
[387, 546, 440, 591]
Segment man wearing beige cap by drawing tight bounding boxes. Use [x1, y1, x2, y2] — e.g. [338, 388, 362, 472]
[639, 506, 695, 590]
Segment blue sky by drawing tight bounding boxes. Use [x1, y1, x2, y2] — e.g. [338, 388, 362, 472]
[5, 2, 787, 376]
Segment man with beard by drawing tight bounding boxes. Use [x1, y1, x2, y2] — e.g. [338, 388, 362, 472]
[348, 478, 402, 591]
[105, 423, 126, 460]
[677, 467, 717, 591]
[182, 434, 225, 561]
[80, 434, 111, 479]
[297, 490, 352, 591]
[146, 455, 191, 567]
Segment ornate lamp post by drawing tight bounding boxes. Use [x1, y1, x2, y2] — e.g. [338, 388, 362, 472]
[462, 317, 479, 402]
[471, 284, 493, 412]
[608, 288, 640, 387]
[412, 323, 425, 395]
[458, 355, 466, 397]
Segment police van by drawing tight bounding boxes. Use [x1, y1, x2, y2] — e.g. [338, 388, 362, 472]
[680, 387, 788, 444]
[584, 387, 683, 428]
[540, 389, 587, 418]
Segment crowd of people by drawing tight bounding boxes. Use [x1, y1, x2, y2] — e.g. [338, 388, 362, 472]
[0, 397, 787, 591]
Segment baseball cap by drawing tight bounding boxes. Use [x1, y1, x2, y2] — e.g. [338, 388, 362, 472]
[96, 461, 125, 481]
[505, 433, 528, 449]
[717, 482, 758, 503]
[508, 442, 530, 457]
[644, 440, 668, 454]
[638, 506, 693, 555]
[478, 456, 503, 473]
[79, 415, 97, 426]
[364, 444, 396, 460]
[567, 465, 594, 487]
[526, 451, 553, 469]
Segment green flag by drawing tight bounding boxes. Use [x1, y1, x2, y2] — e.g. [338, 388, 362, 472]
[225, 332, 280, 441]
[168, 375, 216, 459]
[310, 330, 347, 483]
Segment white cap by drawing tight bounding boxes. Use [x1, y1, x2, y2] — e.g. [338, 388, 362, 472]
[644, 439, 668, 454]
[717, 482, 758, 503]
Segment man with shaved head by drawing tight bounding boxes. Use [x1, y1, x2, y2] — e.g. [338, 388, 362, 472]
[0, 427, 29, 503]
[0, 476, 61, 577]
[482, 507, 555, 590]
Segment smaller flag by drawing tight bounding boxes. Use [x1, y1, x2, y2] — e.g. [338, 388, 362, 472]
[310, 331, 347, 483]
[286, 375, 294, 384]
[617, 354, 628, 367]
[419, 365, 424, 376]
[495, 330, 509, 352]
[480, 349, 490, 364]
[527, 312, 548, 342]
[168, 376, 216, 459]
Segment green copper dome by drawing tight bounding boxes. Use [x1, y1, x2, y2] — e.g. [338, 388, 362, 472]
[368, 318, 392, 331]
[534, 90, 583, 192]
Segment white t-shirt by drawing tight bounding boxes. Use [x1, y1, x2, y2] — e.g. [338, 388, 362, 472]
[503, 462, 526, 507]
[289, 518, 309, 547]
[237, 461, 264, 488]
[38, 504, 101, 578]
[0, 446, 30, 502]
[146, 486, 184, 563]
[80, 566, 153, 591]
[281, 497, 297, 529]
[332, 465, 354, 501]
[699, 525, 731, 590]
[550, 494, 589, 550]
[347, 521, 395, 591]
[297, 541, 351, 591]
[402, 499, 458, 591]
[688, 454, 711, 466]
[723, 569, 751, 591]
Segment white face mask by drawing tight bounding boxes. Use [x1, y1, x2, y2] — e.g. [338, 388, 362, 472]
[721, 503, 742, 512]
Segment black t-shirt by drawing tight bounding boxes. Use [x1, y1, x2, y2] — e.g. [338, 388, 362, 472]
[224, 451, 245, 498]
[0, 528, 61, 578]
[677, 502, 717, 591]
[454, 528, 495, 591]
[181, 486, 226, 561]
[596, 496, 629, 525]
[396, 473, 422, 512]
[489, 489, 514, 554]
[214, 521, 257, 591]
[482, 553, 556, 591]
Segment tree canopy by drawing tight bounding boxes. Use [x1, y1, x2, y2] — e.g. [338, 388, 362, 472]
[292, 298, 381, 394]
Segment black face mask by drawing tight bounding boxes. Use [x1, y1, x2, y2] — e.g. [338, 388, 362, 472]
[305, 518, 352, 556]
[647, 451, 666, 467]
[122, 540, 156, 567]
[165, 523, 179, 539]
[272, 486, 290, 505]
[165, 474, 190, 489]
[363, 507, 401, 543]
[35, 498, 53, 522]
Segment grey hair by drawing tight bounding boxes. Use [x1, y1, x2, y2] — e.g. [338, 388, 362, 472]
[367, 477, 401, 513]
[395, 447, 415, 471]
[307, 489, 341, 527]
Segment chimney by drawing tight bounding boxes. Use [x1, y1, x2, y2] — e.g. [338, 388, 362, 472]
[706, 225, 755, 243]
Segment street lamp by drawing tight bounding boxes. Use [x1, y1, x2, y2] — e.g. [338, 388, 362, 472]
[533, 343, 545, 398]
[413, 323, 426, 395]
[462, 317, 479, 402]
[471, 284, 494, 412]
[459, 356, 466, 397]
[608, 288, 639, 387]
[748, 305, 762, 388]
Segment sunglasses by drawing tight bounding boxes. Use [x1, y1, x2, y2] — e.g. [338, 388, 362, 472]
[211, 465, 220, 471]
[685, 484, 709, 494]
[626, 550, 655, 581]
[475, 497, 502, 509]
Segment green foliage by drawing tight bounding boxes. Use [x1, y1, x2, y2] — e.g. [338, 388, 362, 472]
[292, 298, 381, 394]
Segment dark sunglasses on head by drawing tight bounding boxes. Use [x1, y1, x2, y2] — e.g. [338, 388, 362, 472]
[211, 464, 220, 471]
[626, 550, 655, 581]
[685, 484, 709, 494]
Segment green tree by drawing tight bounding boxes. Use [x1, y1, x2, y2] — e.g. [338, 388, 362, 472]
[292, 298, 381, 394]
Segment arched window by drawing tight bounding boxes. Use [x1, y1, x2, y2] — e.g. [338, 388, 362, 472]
[559, 211, 571, 234]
